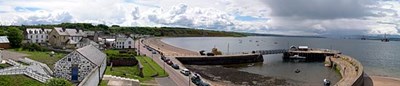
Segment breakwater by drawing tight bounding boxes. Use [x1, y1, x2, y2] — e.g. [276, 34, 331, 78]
[176, 54, 263, 65]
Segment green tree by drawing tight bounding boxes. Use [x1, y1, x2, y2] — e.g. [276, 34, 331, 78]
[45, 78, 73, 86]
[0, 28, 6, 36]
[6, 27, 23, 48]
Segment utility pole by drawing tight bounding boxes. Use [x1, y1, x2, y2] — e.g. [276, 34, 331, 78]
[227, 43, 230, 55]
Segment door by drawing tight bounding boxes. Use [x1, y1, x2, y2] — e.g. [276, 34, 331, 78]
[71, 65, 79, 81]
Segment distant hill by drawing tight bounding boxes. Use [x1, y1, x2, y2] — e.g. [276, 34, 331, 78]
[0, 23, 246, 37]
[244, 33, 325, 38]
[339, 35, 400, 41]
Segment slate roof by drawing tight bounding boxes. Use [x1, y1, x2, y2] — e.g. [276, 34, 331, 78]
[0, 36, 9, 43]
[76, 45, 106, 66]
[54, 27, 86, 36]
[26, 28, 52, 34]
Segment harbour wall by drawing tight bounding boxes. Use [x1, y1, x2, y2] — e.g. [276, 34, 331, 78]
[175, 54, 263, 65]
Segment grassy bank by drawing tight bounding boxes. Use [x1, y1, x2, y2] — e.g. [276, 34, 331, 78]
[99, 80, 108, 86]
[136, 56, 168, 77]
[0, 64, 12, 69]
[10, 49, 65, 69]
[104, 56, 168, 82]
[0, 75, 43, 86]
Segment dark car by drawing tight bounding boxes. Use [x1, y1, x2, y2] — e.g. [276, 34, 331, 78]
[164, 58, 170, 62]
[191, 75, 201, 85]
[166, 60, 173, 65]
[161, 56, 166, 61]
[171, 64, 180, 69]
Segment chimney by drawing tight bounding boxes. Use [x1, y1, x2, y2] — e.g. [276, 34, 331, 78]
[62, 28, 66, 32]
[76, 29, 80, 33]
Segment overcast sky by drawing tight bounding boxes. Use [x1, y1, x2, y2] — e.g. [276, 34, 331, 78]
[0, 0, 399, 36]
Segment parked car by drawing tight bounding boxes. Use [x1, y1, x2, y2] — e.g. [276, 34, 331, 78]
[164, 58, 170, 62]
[191, 74, 201, 85]
[171, 64, 180, 69]
[167, 60, 173, 65]
[152, 51, 157, 54]
[161, 56, 166, 61]
[180, 69, 191, 76]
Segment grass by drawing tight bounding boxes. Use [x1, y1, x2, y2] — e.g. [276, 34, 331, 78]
[105, 49, 119, 55]
[99, 80, 108, 86]
[10, 48, 65, 70]
[0, 64, 12, 69]
[136, 56, 168, 77]
[104, 56, 168, 82]
[0, 75, 44, 86]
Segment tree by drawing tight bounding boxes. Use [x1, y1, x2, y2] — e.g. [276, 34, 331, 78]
[0, 28, 6, 36]
[45, 78, 73, 86]
[6, 27, 23, 48]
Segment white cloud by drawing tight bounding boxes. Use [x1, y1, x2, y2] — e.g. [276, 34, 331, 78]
[0, 0, 399, 36]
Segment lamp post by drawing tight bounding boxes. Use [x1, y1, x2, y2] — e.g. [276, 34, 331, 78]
[189, 74, 191, 86]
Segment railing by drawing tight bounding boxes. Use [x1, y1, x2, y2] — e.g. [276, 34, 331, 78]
[6, 59, 22, 66]
[20, 58, 54, 75]
[0, 59, 53, 83]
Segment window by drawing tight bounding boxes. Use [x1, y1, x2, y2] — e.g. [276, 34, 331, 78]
[41, 35, 43, 38]
[128, 41, 131, 44]
[36, 35, 38, 38]
[68, 58, 71, 61]
[30, 35, 32, 39]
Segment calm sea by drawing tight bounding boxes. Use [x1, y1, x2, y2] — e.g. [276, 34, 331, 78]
[162, 36, 400, 85]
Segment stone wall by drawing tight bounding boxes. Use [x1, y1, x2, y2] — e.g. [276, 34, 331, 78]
[328, 54, 364, 86]
[54, 51, 97, 81]
[176, 54, 263, 65]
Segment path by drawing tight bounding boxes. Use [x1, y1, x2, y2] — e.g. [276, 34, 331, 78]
[2, 50, 28, 60]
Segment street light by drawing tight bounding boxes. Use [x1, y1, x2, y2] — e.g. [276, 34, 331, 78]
[189, 74, 191, 86]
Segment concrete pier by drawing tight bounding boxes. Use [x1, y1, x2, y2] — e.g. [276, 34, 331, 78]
[176, 54, 263, 65]
[283, 48, 340, 62]
[326, 55, 364, 86]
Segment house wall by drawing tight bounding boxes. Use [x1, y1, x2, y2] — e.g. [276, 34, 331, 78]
[25, 29, 50, 43]
[124, 37, 134, 49]
[54, 51, 97, 81]
[49, 30, 62, 47]
[78, 54, 107, 86]
[0, 43, 10, 49]
[115, 37, 134, 49]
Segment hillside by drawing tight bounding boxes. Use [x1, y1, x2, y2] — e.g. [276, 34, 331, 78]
[0, 23, 246, 37]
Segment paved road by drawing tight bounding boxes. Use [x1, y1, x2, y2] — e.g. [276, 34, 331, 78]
[136, 39, 195, 86]
[2, 50, 28, 60]
[155, 77, 178, 86]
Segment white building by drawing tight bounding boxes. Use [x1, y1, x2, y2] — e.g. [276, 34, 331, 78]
[25, 28, 52, 43]
[54, 45, 106, 83]
[115, 36, 134, 49]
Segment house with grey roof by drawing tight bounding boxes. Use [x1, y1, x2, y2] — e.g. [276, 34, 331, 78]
[0, 36, 10, 49]
[48, 27, 87, 49]
[114, 34, 134, 49]
[24, 28, 52, 44]
[54, 45, 106, 84]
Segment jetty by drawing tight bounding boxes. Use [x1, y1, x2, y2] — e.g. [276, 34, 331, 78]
[143, 38, 265, 65]
[283, 46, 364, 86]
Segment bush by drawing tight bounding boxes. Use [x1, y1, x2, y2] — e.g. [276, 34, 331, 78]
[21, 43, 49, 51]
[45, 78, 72, 86]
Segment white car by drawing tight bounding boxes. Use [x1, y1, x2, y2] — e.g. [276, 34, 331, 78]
[180, 69, 191, 76]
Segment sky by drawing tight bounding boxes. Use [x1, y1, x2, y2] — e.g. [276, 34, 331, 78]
[0, 0, 399, 36]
